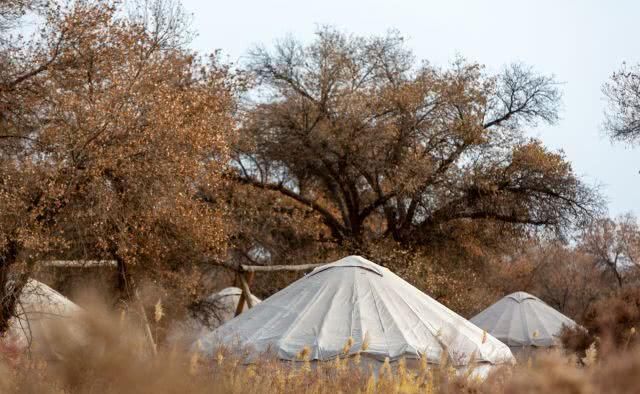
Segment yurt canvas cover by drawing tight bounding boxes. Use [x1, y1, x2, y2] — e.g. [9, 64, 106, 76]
[6, 279, 81, 350]
[470, 291, 577, 348]
[198, 256, 513, 367]
[169, 287, 261, 346]
[203, 287, 261, 328]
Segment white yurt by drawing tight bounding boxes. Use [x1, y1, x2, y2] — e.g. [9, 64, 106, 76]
[470, 291, 578, 353]
[197, 256, 514, 374]
[169, 287, 261, 346]
[5, 279, 82, 352]
[203, 287, 261, 327]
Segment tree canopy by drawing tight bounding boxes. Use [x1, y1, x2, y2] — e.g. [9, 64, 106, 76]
[604, 62, 640, 145]
[0, 0, 234, 331]
[231, 28, 601, 262]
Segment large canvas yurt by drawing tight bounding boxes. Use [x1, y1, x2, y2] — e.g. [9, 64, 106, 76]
[470, 291, 578, 353]
[197, 256, 514, 373]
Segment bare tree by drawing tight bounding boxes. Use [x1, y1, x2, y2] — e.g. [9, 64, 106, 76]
[580, 214, 640, 287]
[604, 62, 640, 145]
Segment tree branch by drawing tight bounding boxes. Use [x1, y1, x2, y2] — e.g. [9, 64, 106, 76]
[233, 175, 348, 239]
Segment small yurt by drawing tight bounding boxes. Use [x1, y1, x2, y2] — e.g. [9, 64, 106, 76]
[203, 287, 261, 327]
[5, 279, 82, 353]
[169, 287, 261, 346]
[197, 256, 514, 375]
[470, 291, 578, 354]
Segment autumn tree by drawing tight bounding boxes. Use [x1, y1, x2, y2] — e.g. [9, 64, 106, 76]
[230, 28, 600, 269]
[470, 233, 627, 325]
[532, 246, 609, 318]
[0, 0, 233, 333]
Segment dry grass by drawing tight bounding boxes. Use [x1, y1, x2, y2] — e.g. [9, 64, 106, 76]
[2, 301, 640, 393]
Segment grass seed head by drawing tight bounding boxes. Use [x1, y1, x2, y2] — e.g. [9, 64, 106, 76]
[297, 346, 311, 361]
[582, 342, 598, 367]
[154, 299, 164, 323]
[343, 336, 354, 354]
[216, 350, 225, 366]
[362, 332, 370, 351]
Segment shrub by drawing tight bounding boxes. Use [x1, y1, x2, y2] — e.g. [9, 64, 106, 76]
[561, 286, 640, 357]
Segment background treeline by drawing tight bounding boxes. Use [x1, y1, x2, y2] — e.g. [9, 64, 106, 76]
[1, 0, 639, 348]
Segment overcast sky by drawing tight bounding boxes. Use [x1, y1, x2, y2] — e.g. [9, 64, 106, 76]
[182, 0, 639, 217]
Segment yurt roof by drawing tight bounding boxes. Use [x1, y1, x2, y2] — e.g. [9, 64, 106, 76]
[207, 286, 261, 305]
[7, 279, 81, 348]
[470, 291, 578, 348]
[198, 256, 513, 366]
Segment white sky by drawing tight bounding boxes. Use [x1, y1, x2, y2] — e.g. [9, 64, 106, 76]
[182, 0, 639, 216]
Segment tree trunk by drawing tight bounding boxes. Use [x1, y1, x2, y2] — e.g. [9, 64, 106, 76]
[111, 251, 157, 355]
[612, 266, 624, 288]
[0, 239, 25, 335]
[114, 253, 132, 302]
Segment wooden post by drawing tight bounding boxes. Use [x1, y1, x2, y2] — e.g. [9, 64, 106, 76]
[234, 272, 246, 317]
[235, 271, 256, 316]
[225, 261, 323, 317]
[42, 260, 118, 268]
[240, 263, 324, 272]
[239, 272, 255, 308]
